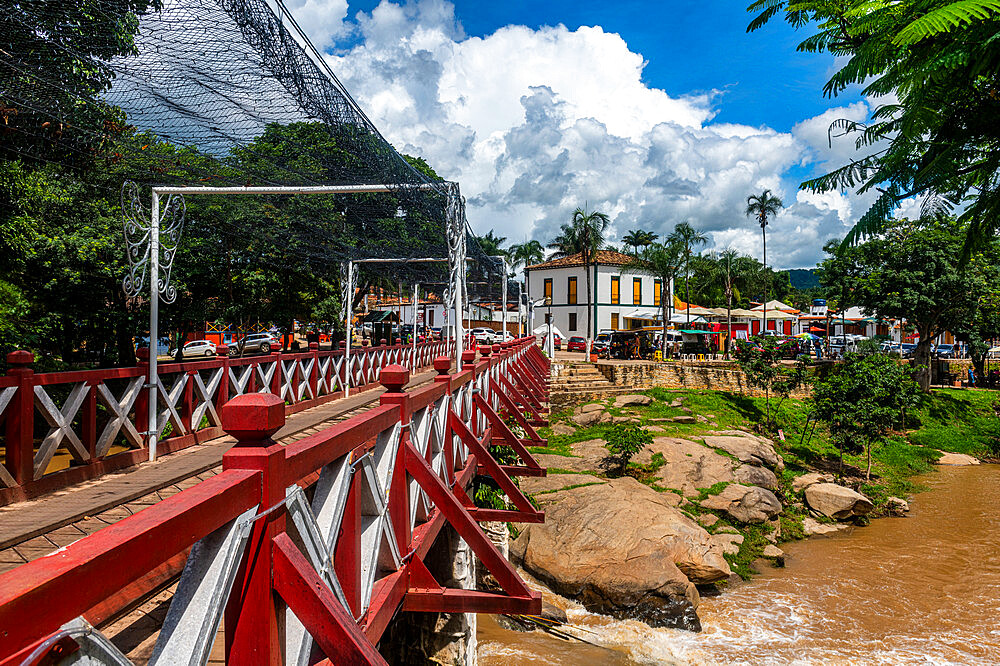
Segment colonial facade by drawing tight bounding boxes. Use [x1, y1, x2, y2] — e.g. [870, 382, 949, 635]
[525, 250, 673, 337]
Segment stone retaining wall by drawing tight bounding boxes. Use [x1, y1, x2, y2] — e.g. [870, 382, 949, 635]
[594, 361, 812, 399]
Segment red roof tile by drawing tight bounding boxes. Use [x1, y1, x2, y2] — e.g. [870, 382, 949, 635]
[525, 250, 635, 270]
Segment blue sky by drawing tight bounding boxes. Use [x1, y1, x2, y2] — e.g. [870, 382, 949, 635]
[289, 0, 878, 268]
[343, 0, 861, 132]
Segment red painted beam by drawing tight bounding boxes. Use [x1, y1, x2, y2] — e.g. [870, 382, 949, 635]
[0, 469, 261, 657]
[403, 589, 541, 615]
[271, 533, 388, 666]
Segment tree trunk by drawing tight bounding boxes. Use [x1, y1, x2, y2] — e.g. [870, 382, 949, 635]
[913, 326, 934, 391]
[761, 226, 767, 334]
[661, 301, 668, 357]
[726, 295, 732, 359]
[866, 442, 872, 481]
[585, 257, 592, 340]
[684, 250, 691, 328]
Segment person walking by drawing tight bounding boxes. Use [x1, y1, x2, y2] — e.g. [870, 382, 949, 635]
[968, 366, 976, 387]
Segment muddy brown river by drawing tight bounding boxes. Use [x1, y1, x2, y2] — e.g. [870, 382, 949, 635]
[479, 464, 1000, 665]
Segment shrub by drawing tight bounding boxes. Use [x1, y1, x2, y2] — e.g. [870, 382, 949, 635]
[606, 423, 653, 476]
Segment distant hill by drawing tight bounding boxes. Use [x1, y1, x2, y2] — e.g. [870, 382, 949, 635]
[787, 268, 820, 290]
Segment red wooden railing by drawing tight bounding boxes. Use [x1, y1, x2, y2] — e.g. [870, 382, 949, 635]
[0, 338, 454, 506]
[0, 338, 551, 665]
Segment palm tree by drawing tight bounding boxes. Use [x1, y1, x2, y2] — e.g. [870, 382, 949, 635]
[622, 229, 644, 255]
[509, 240, 544, 273]
[621, 229, 658, 255]
[745, 189, 784, 335]
[626, 241, 684, 355]
[547, 207, 610, 338]
[667, 221, 708, 327]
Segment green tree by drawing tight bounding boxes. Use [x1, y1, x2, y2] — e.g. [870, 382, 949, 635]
[813, 349, 921, 479]
[667, 221, 708, 326]
[605, 423, 653, 477]
[745, 189, 784, 331]
[621, 229, 658, 255]
[732, 336, 809, 429]
[748, 0, 1000, 253]
[827, 218, 988, 390]
[626, 241, 685, 353]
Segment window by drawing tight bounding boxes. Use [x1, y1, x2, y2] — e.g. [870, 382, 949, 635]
[611, 313, 619, 330]
[569, 312, 578, 331]
[654, 279, 662, 307]
[610, 276, 620, 304]
[428, 310, 434, 326]
[633, 277, 642, 305]
[543, 278, 552, 304]
[567, 276, 577, 305]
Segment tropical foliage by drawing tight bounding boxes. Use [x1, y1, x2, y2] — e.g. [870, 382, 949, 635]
[548, 207, 610, 337]
[748, 0, 1000, 252]
[732, 336, 810, 429]
[812, 346, 922, 479]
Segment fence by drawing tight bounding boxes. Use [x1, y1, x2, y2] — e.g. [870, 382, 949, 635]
[0, 338, 551, 665]
[0, 338, 453, 506]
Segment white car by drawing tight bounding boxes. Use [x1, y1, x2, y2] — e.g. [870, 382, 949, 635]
[471, 327, 497, 345]
[183, 340, 217, 357]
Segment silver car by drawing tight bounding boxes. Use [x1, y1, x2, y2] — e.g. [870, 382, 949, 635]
[183, 340, 217, 357]
[231, 332, 277, 355]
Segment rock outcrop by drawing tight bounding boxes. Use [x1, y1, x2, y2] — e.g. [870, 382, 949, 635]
[886, 496, 910, 516]
[802, 517, 850, 536]
[703, 434, 782, 469]
[804, 483, 873, 520]
[511, 477, 730, 631]
[699, 484, 782, 524]
[633, 437, 735, 497]
[792, 472, 830, 493]
[935, 452, 980, 466]
[614, 394, 652, 408]
[735, 464, 779, 490]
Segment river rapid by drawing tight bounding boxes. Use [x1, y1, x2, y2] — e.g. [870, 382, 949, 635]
[479, 464, 1000, 665]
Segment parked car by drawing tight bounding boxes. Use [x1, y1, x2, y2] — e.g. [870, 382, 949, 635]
[592, 333, 611, 356]
[471, 327, 496, 346]
[183, 340, 217, 357]
[900, 343, 918, 358]
[934, 343, 956, 358]
[566, 336, 587, 353]
[231, 332, 277, 355]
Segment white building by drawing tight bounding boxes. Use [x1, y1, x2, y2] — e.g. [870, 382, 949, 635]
[524, 250, 673, 338]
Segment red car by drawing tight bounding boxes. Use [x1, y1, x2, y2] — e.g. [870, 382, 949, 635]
[567, 336, 587, 352]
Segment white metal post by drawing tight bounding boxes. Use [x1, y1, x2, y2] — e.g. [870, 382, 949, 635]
[344, 260, 353, 398]
[148, 191, 160, 462]
[412, 282, 418, 370]
[500, 258, 507, 341]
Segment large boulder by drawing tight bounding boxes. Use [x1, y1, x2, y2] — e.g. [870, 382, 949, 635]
[804, 483, 873, 520]
[633, 438, 736, 497]
[510, 477, 730, 631]
[572, 410, 606, 427]
[710, 532, 744, 555]
[550, 423, 576, 436]
[735, 464, 779, 490]
[520, 473, 605, 498]
[792, 472, 830, 493]
[700, 484, 782, 524]
[703, 435, 781, 469]
[802, 517, 850, 536]
[535, 439, 608, 473]
[935, 452, 980, 466]
[614, 394, 652, 408]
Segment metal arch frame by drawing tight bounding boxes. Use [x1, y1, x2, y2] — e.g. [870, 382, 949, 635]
[124, 182, 464, 462]
[346, 256, 476, 383]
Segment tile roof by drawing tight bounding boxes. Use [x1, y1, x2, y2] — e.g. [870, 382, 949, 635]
[525, 250, 635, 270]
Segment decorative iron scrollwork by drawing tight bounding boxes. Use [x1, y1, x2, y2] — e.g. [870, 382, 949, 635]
[121, 180, 186, 304]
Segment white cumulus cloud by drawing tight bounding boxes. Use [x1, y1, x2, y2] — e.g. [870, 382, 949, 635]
[290, 0, 873, 268]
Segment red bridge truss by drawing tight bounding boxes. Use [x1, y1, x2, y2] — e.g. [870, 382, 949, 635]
[0, 338, 551, 665]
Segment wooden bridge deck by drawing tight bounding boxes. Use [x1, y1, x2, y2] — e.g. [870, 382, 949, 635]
[0, 366, 442, 569]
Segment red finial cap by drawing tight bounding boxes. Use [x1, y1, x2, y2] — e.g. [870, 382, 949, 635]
[380, 364, 409, 392]
[221, 394, 285, 444]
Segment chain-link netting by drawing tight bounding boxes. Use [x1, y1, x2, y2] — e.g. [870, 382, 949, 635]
[0, 0, 503, 294]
